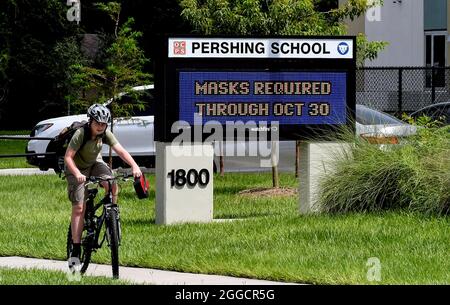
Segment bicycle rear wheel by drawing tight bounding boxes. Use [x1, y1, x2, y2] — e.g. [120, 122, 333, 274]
[106, 207, 120, 279]
[66, 224, 93, 274]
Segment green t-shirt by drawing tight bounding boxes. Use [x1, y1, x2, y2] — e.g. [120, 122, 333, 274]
[67, 127, 118, 170]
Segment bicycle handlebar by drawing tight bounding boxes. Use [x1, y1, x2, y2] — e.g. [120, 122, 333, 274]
[85, 173, 132, 186]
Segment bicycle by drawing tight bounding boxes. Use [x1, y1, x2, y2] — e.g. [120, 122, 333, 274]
[66, 173, 131, 279]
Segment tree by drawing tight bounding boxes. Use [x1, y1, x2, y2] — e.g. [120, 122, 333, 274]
[180, 0, 386, 185]
[70, 2, 151, 168]
[51, 36, 91, 116]
[0, 0, 80, 128]
[180, 0, 383, 36]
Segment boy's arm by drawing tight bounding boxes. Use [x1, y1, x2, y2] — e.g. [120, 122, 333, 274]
[64, 147, 86, 183]
[111, 143, 142, 178]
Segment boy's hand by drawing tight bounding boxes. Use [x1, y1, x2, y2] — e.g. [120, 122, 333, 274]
[75, 173, 86, 183]
[132, 166, 142, 178]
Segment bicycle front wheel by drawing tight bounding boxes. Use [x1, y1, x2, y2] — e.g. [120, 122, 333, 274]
[106, 207, 120, 279]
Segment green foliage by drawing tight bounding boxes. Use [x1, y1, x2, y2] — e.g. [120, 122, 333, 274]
[0, 0, 81, 125]
[180, 0, 387, 63]
[69, 3, 151, 118]
[402, 113, 446, 129]
[51, 37, 91, 114]
[94, 2, 122, 23]
[0, 49, 8, 81]
[181, 0, 338, 35]
[318, 126, 450, 216]
[356, 33, 388, 67]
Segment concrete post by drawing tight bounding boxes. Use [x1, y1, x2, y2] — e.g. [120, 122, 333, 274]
[155, 142, 214, 225]
[299, 142, 351, 214]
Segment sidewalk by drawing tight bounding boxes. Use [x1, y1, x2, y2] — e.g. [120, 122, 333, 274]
[0, 257, 298, 285]
[0, 168, 56, 176]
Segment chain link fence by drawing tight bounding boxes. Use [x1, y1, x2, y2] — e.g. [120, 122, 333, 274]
[356, 67, 450, 114]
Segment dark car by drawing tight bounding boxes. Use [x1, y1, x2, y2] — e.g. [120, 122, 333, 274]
[410, 102, 450, 125]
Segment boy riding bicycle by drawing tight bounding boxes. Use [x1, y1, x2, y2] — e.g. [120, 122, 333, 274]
[64, 104, 142, 265]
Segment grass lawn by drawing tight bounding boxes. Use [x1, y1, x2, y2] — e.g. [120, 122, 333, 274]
[0, 267, 131, 285]
[0, 130, 34, 169]
[0, 173, 448, 284]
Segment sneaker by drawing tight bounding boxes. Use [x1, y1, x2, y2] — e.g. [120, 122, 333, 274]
[68, 254, 81, 273]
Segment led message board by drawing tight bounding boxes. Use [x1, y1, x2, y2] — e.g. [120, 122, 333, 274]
[155, 36, 356, 141]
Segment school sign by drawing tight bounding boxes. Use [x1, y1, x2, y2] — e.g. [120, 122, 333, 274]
[155, 36, 356, 141]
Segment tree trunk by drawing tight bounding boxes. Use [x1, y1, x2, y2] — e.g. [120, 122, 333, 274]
[219, 141, 224, 177]
[271, 140, 279, 188]
[219, 155, 224, 177]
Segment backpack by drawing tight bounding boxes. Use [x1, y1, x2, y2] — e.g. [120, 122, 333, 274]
[134, 175, 150, 199]
[46, 121, 105, 174]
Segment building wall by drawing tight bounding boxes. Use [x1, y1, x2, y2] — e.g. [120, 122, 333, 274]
[365, 0, 424, 67]
[447, 2, 450, 63]
[340, 0, 424, 67]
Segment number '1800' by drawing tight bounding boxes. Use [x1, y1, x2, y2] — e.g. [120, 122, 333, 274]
[167, 169, 210, 188]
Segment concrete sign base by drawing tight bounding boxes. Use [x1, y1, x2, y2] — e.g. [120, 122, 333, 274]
[299, 142, 351, 214]
[155, 142, 214, 225]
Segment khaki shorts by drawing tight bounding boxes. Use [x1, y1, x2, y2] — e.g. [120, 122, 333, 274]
[66, 161, 113, 205]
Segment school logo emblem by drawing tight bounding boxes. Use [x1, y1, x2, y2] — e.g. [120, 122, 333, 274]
[173, 41, 186, 55]
[337, 42, 349, 55]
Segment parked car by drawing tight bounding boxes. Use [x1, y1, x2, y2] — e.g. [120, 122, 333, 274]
[27, 89, 417, 172]
[410, 101, 450, 125]
[221, 104, 417, 172]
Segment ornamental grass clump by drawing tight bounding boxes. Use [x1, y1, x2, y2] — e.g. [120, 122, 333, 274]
[318, 125, 450, 216]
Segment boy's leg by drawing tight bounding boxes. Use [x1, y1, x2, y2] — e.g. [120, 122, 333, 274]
[66, 171, 89, 250]
[71, 202, 85, 243]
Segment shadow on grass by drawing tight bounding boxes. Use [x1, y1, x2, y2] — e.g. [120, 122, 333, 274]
[214, 186, 249, 195]
[119, 190, 155, 201]
[214, 211, 281, 219]
[124, 217, 155, 226]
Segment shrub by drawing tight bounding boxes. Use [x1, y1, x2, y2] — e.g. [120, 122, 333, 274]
[318, 125, 450, 216]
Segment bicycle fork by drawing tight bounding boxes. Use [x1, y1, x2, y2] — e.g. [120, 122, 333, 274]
[105, 204, 121, 247]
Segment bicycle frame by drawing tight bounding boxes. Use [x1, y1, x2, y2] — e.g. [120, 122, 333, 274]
[84, 178, 121, 250]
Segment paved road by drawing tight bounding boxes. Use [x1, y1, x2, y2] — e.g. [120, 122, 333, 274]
[0, 168, 56, 176]
[0, 256, 298, 285]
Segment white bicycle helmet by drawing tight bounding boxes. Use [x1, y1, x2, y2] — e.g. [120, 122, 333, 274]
[87, 104, 111, 124]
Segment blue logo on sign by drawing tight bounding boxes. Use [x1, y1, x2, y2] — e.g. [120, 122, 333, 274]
[337, 42, 349, 55]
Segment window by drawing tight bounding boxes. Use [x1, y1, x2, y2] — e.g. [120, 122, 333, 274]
[425, 32, 447, 87]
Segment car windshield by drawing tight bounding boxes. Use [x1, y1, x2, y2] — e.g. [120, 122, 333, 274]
[356, 105, 405, 125]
